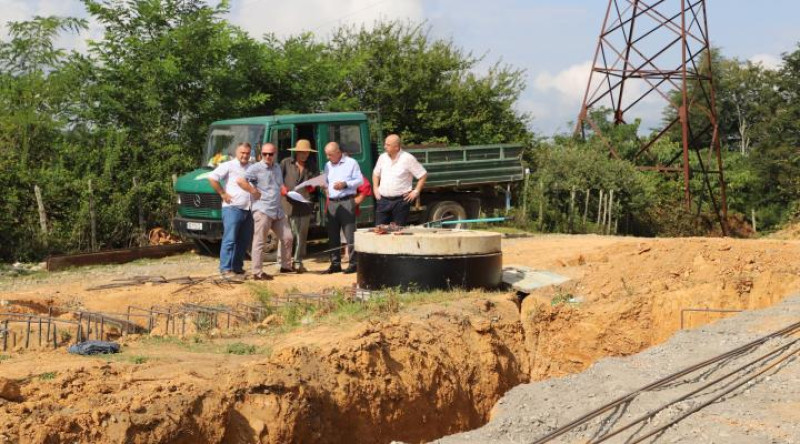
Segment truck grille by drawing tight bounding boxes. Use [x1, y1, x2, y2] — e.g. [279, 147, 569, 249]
[179, 193, 221, 218]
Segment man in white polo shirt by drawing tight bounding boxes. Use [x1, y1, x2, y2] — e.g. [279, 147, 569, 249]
[208, 142, 253, 277]
[372, 134, 427, 226]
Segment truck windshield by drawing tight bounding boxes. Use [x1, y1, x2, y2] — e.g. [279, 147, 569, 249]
[204, 124, 265, 168]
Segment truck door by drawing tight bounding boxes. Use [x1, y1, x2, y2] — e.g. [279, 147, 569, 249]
[269, 124, 294, 163]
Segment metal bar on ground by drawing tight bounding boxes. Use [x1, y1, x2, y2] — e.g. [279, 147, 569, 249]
[46, 243, 193, 271]
[440, 217, 506, 225]
[77, 313, 83, 342]
[25, 318, 31, 349]
[591, 339, 800, 443]
[629, 347, 800, 443]
[530, 320, 800, 443]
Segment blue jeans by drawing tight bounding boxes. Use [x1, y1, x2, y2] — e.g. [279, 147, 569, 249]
[220, 206, 253, 273]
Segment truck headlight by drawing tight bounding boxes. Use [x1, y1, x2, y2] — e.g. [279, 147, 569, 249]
[177, 195, 181, 205]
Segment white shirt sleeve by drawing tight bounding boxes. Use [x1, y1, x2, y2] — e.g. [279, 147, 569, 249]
[406, 153, 427, 179]
[208, 161, 229, 182]
[373, 153, 385, 177]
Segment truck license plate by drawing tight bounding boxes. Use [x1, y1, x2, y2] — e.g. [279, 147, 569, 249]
[186, 222, 203, 231]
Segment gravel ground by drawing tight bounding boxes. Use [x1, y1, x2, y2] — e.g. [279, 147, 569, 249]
[437, 294, 800, 444]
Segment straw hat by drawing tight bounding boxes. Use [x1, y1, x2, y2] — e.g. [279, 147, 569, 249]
[288, 139, 317, 152]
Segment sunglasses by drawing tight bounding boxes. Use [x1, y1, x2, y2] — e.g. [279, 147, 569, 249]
[261, 152, 275, 156]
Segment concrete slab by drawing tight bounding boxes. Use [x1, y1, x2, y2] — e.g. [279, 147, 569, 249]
[355, 228, 501, 256]
[501, 265, 570, 292]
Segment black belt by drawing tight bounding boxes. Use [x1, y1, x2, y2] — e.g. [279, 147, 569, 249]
[381, 195, 405, 201]
[329, 195, 355, 202]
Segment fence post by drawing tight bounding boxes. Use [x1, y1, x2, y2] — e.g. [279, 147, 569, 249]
[521, 169, 529, 220]
[596, 189, 604, 230]
[34, 185, 48, 235]
[569, 186, 576, 233]
[537, 179, 545, 231]
[88, 179, 97, 251]
[133, 177, 147, 246]
[606, 189, 614, 235]
[583, 188, 590, 228]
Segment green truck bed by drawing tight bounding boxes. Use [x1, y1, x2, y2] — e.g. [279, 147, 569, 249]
[407, 144, 525, 189]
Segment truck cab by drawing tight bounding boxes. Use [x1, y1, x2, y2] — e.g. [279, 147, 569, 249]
[173, 112, 377, 251]
[173, 111, 525, 252]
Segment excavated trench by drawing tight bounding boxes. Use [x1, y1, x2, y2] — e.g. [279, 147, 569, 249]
[3, 239, 800, 444]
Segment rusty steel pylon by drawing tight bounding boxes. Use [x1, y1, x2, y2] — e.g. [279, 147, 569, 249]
[576, 0, 728, 234]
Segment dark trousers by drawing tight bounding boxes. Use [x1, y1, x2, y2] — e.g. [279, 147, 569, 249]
[327, 198, 356, 266]
[376, 197, 411, 226]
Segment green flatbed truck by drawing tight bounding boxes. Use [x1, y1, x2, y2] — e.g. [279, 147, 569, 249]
[172, 112, 524, 251]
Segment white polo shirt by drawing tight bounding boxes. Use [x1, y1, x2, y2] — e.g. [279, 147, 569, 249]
[208, 159, 252, 210]
[374, 150, 427, 197]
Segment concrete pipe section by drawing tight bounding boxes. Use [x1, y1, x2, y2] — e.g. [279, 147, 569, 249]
[355, 228, 502, 291]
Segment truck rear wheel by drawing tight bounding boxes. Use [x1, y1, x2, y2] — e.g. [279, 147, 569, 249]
[429, 200, 467, 229]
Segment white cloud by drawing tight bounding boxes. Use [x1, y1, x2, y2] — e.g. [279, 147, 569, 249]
[0, 0, 101, 53]
[526, 62, 591, 135]
[533, 61, 592, 105]
[749, 53, 782, 70]
[227, 0, 424, 40]
[0, 1, 32, 40]
[530, 60, 672, 135]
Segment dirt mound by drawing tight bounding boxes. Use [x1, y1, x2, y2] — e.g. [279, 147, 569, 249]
[518, 237, 800, 379]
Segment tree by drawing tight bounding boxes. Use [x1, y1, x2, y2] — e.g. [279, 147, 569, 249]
[329, 21, 531, 145]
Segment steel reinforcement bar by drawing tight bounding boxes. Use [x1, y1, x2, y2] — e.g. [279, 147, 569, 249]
[530, 320, 800, 443]
[590, 338, 800, 443]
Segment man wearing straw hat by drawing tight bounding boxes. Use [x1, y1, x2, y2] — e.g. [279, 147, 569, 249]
[279, 139, 319, 273]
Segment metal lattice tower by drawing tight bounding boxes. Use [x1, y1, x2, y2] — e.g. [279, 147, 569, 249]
[576, 0, 728, 233]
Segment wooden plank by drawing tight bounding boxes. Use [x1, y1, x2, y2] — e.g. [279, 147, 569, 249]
[46, 243, 194, 272]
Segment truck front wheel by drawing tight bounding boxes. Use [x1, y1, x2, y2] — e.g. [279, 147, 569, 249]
[429, 200, 467, 229]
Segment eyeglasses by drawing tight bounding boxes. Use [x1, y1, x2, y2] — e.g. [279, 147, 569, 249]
[261, 152, 275, 157]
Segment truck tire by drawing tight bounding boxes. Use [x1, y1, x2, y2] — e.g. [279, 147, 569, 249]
[429, 200, 467, 229]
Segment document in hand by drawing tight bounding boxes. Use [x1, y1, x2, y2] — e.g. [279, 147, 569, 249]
[286, 190, 311, 204]
[294, 173, 327, 190]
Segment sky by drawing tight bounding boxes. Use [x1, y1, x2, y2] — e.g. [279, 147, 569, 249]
[2, 0, 799, 136]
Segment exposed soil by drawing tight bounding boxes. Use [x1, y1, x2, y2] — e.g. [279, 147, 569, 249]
[0, 234, 799, 443]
